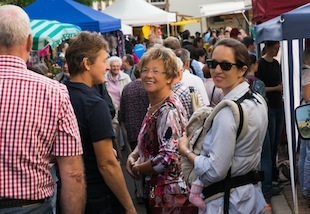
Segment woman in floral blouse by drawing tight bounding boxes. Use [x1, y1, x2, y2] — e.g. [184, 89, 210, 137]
[126, 46, 188, 213]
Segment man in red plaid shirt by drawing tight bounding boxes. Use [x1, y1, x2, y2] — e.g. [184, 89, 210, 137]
[0, 5, 85, 214]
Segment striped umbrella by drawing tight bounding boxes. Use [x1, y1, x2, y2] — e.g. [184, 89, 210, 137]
[31, 19, 81, 50]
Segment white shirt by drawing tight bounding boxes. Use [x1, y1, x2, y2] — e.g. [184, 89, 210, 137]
[194, 82, 268, 214]
[181, 69, 210, 106]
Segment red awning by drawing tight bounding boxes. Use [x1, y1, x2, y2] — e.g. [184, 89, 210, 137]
[252, 0, 310, 23]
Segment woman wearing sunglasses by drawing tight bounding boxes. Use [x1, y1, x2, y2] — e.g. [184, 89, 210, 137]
[179, 38, 268, 214]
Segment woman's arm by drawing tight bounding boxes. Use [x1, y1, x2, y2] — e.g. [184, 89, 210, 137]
[265, 84, 282, 93]
[93, 138, 136, 214]
[178, 132, 196, 165]
[132, 159, 158, 176]
[149, 108, 186, 174]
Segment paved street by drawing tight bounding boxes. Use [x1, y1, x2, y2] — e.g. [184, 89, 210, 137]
[120, 144, 310, 214]
[121, 150, 147, 214]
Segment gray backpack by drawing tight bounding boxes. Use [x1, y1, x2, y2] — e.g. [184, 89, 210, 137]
[181, 96, 251, 186]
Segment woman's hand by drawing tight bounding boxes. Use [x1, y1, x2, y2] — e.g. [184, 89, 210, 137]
[132, 158, 142, 178]
[126, 152, 139, 179]
[134, 157, 141, 165]
[178, 132, 190, 156]
[276, 83, 283, 92]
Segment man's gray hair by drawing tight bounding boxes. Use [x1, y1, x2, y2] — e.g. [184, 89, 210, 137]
[176, 57, 183, 71]
[0, 5, 31, 48]
[174, 48, 190, 66]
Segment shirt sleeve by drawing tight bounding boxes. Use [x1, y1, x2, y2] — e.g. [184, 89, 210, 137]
[53, 86, 83, 156]
[192, 60, 205, 80]
[88, 100, 115, 143]
[151, 107, 185, 173]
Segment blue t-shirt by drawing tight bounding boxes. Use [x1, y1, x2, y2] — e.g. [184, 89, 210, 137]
[65, 81, 115, 198]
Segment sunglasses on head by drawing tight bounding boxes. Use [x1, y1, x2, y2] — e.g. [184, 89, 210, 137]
[206, 59, 239, 71]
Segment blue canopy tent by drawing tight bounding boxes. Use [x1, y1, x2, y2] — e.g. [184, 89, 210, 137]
[255, 3, 310, 213]
[24, 0, 121, 33]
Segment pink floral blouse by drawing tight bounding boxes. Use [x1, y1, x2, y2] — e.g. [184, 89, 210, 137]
[137, 94, 188, 196]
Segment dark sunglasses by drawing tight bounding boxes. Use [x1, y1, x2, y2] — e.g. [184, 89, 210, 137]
[206, 59, 239, 71]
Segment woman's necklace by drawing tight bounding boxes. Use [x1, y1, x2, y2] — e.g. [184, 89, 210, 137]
[148, 93, 171, 116]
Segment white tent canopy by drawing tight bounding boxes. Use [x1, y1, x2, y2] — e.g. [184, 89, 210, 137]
[199, 1, 247, 17]
[121, 23, 133, 35]
[103, 0, 176, 27]
[199, 1, 251, 25]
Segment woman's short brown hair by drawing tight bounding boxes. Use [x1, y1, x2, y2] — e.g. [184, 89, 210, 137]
[65, 31, 109, 77]
[139, 46, 178, 80]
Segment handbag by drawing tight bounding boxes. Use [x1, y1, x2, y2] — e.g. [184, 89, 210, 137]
[148, 177, 198, 214]
[189, 86, 201, 112]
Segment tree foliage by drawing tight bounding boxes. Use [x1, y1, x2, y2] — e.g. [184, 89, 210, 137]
[0, 0, 97, 7]
[75, 0, 94, 6]
[0, 0, 35, 7]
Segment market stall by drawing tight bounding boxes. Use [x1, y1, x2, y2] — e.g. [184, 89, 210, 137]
[31, 19, 81, 50]
[255, 3, 310, 213]
[24, 0, 121, 32]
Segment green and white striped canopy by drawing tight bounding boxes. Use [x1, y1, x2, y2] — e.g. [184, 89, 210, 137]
[31, 19, 81, 50]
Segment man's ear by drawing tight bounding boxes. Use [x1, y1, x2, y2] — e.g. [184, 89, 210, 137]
[83, 57, 91, 71]
[26, 34, 33, 53]
[178, 69, 183, 80]
[184, 60, 190, 68]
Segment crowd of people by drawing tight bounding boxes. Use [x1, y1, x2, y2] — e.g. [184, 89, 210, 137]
[1, 3, 310, 214]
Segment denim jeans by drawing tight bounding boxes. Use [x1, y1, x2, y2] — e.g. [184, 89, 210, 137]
[298, 139, 310, 197]
[261, 130, 272, 195]
[0, 198, 53, 214]
[268, 106, 284, 182]
[50, 164, 58, 214]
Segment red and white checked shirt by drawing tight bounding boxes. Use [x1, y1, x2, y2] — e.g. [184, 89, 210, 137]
[0, 55, 83, 200]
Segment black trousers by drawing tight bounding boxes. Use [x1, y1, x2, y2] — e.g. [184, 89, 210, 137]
[85, 194, 125, 214]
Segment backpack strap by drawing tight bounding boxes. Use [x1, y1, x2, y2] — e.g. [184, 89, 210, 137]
[234, 102, 244, 139]
[203, 99, 248, 141]
[210, 85, 216, 104]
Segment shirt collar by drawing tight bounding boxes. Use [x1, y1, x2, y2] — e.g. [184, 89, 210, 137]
[0, 55, 27, 71]
[224, 81, 250, 101]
